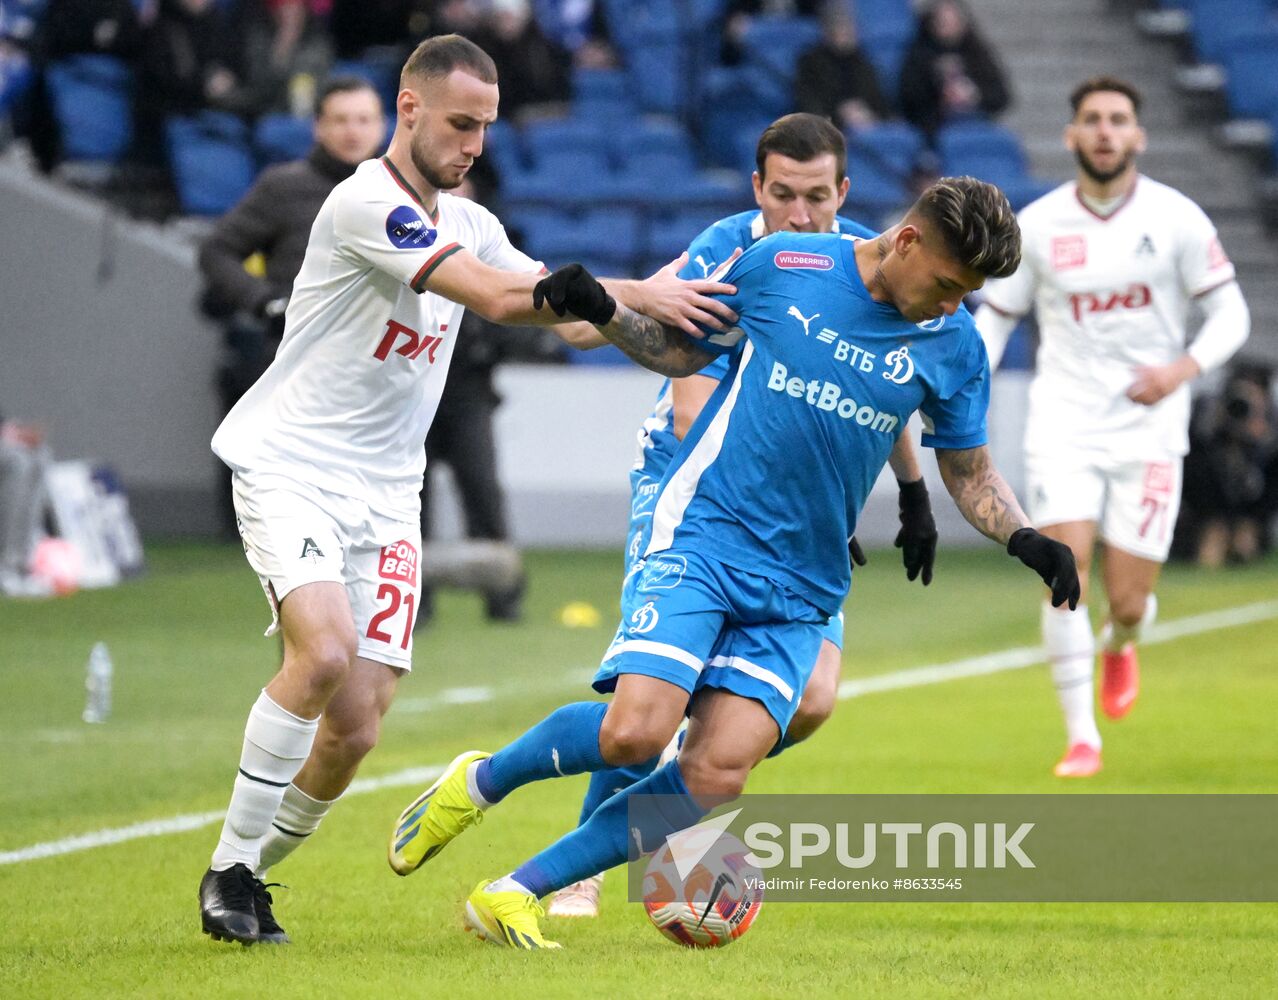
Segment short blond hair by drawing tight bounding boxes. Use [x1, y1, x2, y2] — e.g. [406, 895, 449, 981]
[911, 176, 1021, 278]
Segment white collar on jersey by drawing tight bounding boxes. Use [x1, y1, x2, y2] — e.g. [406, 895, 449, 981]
[750, 213, 841, 241]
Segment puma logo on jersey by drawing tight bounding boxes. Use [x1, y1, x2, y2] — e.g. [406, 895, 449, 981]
[787, 305, 819, 336]
[1069, 284, 1151, 323]
[694, 254, 716, 277]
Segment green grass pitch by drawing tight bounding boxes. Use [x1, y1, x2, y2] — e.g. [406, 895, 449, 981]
[2, 543, 1276, 998]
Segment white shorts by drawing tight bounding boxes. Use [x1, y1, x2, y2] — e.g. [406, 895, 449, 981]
[231, 470, 421, 670]
[1025, 452, 1183, 562]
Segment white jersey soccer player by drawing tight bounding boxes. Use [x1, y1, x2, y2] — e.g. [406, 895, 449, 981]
[975, 76, 1249, 778]
[198, 34, 737, 946]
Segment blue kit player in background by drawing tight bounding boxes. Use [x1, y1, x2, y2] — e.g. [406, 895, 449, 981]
[387, 177, 1081, 949]
[534, 113, 941, 919]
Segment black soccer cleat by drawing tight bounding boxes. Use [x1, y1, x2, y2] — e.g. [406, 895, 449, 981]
[199, 864, 261, 945]
[253, 881, 291, 944]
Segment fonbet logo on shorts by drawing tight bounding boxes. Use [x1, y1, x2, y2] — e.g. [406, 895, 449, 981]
[385, 206, 438, 250]
[767, 362, 899, 433]
[378, 540, 418, 587]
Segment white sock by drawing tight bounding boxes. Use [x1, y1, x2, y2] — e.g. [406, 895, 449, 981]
[211, 690, 319, 871]
[1042, 602, 1101, 749]
[1102, 593, 1158, 652]
[488, 874, 535, 896]
[256, 783, 337, 877]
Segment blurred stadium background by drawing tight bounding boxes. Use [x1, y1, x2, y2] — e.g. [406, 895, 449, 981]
[1, 0, 1275, 546]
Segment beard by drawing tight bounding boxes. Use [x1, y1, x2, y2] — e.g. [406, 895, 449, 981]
[1075, 146, 1134, 185]
[410, 139, 467, 191]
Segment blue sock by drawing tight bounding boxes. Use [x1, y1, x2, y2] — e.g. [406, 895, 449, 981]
[513, 759, 709, 898]
[475, 702, 607, 805]
[575, 758, 658, 826]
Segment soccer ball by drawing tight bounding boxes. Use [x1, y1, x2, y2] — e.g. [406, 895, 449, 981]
[642, 831, 763, 948]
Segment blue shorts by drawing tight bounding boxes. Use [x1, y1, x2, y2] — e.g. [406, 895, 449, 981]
[594, 549, 829, 734]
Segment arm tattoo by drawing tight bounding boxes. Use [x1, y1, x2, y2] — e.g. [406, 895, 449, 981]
[936, 445, 1030, 544]
[600, 303, 716, 377]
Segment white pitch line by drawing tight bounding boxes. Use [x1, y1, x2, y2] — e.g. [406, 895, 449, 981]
[0, 766, 443, 867]
[5, 599, 1276, 867]
[838, 598, 1278, 700]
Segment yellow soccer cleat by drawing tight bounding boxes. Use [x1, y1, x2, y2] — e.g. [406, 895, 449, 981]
[388, 750, 490, 875]
[464, 880, 561, 950]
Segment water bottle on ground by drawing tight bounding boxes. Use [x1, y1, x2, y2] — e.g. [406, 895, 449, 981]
[83, 642, 112, 723]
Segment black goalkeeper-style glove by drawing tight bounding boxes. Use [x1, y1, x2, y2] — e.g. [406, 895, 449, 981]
[848, 536, 867, 568]
[1007, 528, 1081, 609]
[894, 478, 937, 585]
[533, 263, 617, 326]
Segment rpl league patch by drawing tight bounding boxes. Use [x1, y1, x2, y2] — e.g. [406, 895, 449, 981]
[774, 251, 834, 271]
[1051, 235, 1087, 271]
[385, 206, 438, 250]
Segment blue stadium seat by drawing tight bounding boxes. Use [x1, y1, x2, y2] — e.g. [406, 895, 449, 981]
[572, 67, 628, 104]
[645, 206, 730, 260]
[166, 113, 257, 216]
[522, 117, 611, 165]
[843, 154, 909, 222]
[45, 56, 133, 163]
[627, 31, 694, 114]
[502, 149, 617, 204]
[845, 122, 925, 178]
[483, 118, 526, 176]
[939, 151, 1026, 190]
[329, 57, 399, 119]
[739, 15, 823, 88]
[936, 121, 1027, 175]
[254, 113, 313, 166]
[513, 207, 639, 265]
[862, 38, 908, 108]
[1186, 0, 1273, 63]
[854, 0, 916, 45]
[1223, 36, 1278, 119]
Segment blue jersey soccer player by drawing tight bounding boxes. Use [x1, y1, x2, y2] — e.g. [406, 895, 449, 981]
[541, 113, 940, 918]
[388, 177, 1081, 949]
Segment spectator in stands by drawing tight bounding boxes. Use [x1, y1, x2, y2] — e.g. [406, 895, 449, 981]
[898, 0, 1009, 136]
[197, 76, 385, 535]
[138, 0, 238, 121]
[42, 0, 144, 62]
[0, 411, 50, 597]
[794, 0, 889, 131]
[532, 0, 616, 68]
[1179, 364, 1278, 567]
[328, 0, 433, 61]
[474, 0, 571, 119]
[721, 0, 821, 66]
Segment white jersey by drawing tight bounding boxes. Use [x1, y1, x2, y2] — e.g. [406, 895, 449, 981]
[212, 156, 541, 520]
[982, 176, 1235, 461]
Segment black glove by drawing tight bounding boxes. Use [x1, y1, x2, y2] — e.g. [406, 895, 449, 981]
[894, 479, 937, 585]
[532, 263, 617, 326]
[1007, 528, 1081, 609]
[848, 536, 867, 568]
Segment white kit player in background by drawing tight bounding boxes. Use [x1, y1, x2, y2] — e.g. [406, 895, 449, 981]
[974, 76, 1249, 778]
[198, 34, 738, 946]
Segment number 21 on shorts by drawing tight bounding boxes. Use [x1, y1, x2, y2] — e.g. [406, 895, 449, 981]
[367, 540, 419, 649]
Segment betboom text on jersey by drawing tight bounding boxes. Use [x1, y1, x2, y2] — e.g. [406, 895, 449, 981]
[767, 361, 899, 433]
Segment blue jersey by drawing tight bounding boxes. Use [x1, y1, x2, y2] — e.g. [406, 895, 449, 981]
[629, 212, 877, 538]
[645, 230, 990, 615]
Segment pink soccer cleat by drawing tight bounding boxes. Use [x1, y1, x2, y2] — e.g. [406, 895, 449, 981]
[1053, 743, 1102, 778]
[1101, 645, 1140, 719]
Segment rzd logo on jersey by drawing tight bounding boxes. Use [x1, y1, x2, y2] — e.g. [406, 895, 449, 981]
[630, 601, 660, 634]
[373, 319, 445, 363]
[1069, 284, 1151, 323]
[882, 346, 915, 384]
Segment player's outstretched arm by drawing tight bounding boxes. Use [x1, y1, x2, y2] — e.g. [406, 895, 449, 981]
[533, 264, 719, 378]
[603, 252, 741, 337]
[935, 445, 1079, 609]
